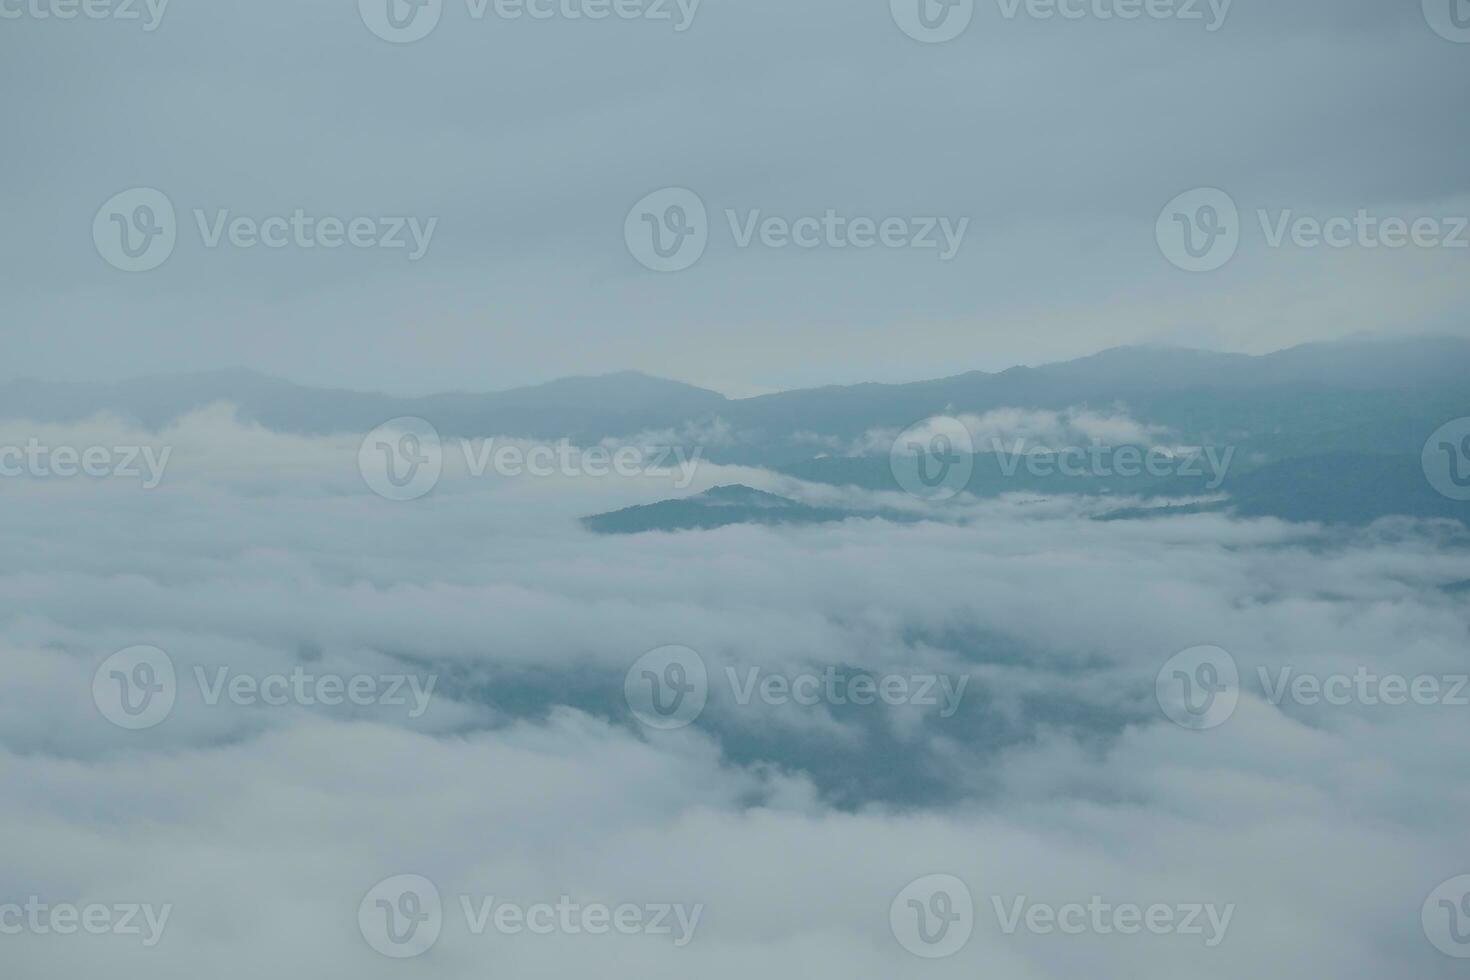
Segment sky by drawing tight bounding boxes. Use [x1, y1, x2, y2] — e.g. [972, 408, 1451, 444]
[4, 9, 1469, 974]
[3, 0, 1469, 396]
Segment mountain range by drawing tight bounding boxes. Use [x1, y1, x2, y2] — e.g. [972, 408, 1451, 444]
[6, 336, 1467, 446]
[6, 336, 1468, 528]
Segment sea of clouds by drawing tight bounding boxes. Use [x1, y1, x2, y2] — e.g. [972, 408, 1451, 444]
[2, 407, 1468, 977]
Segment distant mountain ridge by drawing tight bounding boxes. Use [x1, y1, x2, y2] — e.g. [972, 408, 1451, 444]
[3, 338, 1468, 475]
[583, 484, 914, 534]
[588, 454, 1470, 534]
[11, 336, 1466, 528]
[0, 368, 727, 443]
[5, 336, 1467, 438]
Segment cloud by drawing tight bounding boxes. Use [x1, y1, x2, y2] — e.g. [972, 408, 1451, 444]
[861, 406, 1170, 457]
[1, 413, 1468, 977]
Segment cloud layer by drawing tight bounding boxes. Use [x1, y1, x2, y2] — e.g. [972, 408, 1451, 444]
[1, 411, 1468, 976]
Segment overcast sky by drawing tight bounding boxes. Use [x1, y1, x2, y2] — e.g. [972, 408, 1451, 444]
[3, 0, 1468, 395]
